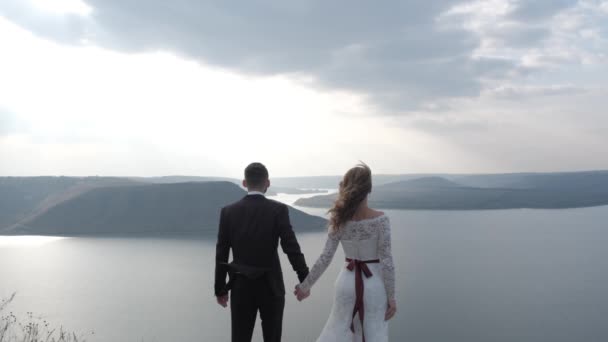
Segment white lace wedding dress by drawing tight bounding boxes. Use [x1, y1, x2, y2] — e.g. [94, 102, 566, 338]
[298, 215, 395, 342]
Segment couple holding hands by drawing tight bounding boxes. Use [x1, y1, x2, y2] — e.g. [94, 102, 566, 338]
[215, 162, 396, 342]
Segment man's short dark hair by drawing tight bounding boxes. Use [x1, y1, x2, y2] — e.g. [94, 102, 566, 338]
[244, 162, 269, 188]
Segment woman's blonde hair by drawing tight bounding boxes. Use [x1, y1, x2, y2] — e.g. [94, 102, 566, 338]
[328, 162, 372, 232]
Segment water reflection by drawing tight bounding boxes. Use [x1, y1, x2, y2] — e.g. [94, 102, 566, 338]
[267, 189, 336, 206]
[0, 236, 66, 247]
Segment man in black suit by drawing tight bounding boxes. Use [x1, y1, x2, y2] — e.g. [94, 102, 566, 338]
[215, 162, 310, 342]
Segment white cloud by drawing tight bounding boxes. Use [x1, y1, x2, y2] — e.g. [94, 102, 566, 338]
[1, 18, 430, 177]
[486, 84, 588, 98]
[401, 87, 608, 172]
[0, 1, 607, 176]
[0, 0, 521, 112]
[27, 0, 91, 16]
[443, 0, 606, 69]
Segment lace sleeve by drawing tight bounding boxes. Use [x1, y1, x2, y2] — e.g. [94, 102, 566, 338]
[298, 231, 340, 292]
[378, 217, 395, 301]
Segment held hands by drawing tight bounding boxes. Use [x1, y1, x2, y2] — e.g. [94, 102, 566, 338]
[293, 285, 310, 302]
[385, 299, 397, 321]
[216, 294, 229, 308]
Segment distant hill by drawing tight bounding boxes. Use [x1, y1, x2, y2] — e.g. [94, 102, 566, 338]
[0, 176, 140, 231]
[2, 181, 327, 235]
[128, 175, 325, 196]
[275, 171, 608, 191]
[4, 171, 608, 234]
[451, 171, 608, 189]
[295, 173, 608, 210]
[378, 176, 461, 190]
[129, 175, 240, 184]
[270, 175, 432, 189]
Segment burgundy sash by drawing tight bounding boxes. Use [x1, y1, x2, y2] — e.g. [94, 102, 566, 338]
[345, 258, 380, 342]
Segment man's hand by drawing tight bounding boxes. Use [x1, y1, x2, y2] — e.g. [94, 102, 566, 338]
[385, 299, 397, 321]
[216, 294, 229, 308]
[293, 285, 310, 302]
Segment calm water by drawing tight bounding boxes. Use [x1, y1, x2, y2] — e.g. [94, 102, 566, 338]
[1, 196, 608, 341]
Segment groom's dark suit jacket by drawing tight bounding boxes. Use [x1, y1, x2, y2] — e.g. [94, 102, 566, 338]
[214, 194, 309, 297]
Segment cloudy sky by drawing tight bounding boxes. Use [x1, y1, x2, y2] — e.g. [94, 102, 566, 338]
[0, 0, 606, 178]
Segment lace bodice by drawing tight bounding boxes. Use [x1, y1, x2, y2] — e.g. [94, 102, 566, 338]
[299, 215, 395, 301]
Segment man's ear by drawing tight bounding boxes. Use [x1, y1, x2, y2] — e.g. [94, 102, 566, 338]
[264, 179, 270, 192]
[242, 179, 247, 189]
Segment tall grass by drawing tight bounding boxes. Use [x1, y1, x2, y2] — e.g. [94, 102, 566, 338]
[0, 293, 91, 342]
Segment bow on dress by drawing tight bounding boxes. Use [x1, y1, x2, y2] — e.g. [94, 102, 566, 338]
[345, 258, 380, 342]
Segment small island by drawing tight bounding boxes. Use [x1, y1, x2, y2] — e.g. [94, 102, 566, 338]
[294, 171, 608, 210]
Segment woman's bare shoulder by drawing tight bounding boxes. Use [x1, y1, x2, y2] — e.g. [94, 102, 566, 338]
[368, 208, 385, 218]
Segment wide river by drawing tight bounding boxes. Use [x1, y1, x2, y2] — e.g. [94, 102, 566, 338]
[1, 193, 607, 341]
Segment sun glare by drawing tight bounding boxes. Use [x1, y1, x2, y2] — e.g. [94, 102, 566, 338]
[0, 236, 66, 247]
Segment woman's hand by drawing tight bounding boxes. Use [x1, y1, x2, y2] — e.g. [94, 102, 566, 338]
[385, 299, 397, 320]
[294, 285, 311, 301]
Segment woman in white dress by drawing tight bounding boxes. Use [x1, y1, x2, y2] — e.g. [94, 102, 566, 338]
[295, 163, 397, 342]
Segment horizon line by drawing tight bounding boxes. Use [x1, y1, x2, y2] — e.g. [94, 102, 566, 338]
[2, 169, 608, 179]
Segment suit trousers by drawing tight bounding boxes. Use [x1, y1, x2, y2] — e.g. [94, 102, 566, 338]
[230, 274, 285, 342]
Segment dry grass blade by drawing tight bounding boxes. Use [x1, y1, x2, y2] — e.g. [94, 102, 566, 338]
[0, 294, 90, 342]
